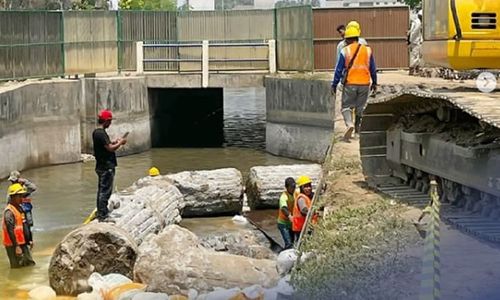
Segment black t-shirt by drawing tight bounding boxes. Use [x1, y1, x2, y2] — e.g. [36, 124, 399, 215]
[92, 128, 117, 171]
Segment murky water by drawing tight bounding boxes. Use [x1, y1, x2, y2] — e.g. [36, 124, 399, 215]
[0, 88, 303, 297]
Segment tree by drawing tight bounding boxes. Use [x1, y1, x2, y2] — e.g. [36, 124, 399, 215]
[403, 0, 421, 9]
[119, 0, 176, 10]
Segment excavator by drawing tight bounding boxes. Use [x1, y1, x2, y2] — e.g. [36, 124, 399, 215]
[359, 0, 500, 242]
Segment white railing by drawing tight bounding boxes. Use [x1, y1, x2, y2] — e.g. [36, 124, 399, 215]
[136, 40, 277, 88]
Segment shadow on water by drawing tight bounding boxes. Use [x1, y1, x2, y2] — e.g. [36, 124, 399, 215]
[0, 87, 305, 297]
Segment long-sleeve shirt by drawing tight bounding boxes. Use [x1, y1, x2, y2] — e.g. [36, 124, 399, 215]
[331, 43, 377, 89]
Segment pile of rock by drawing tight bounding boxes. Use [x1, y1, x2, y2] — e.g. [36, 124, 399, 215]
[200, 229, 276, 259]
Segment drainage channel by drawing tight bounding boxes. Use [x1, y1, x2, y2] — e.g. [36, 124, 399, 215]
[378, 184, 500, 244]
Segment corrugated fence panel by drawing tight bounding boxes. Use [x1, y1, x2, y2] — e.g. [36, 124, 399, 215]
[313, 6, 409, 70]
[178, 10, 274, 71]
[120, 11, 144, 71]
[0, 11, 63, 81]
[120, 11, 177, 71]
[276, 6, 314, 71]
[64, 11, 118, 74]
[143, 11, 178, 72]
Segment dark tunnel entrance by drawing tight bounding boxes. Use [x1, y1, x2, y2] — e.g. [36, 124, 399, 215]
[148, 88, 224, 147]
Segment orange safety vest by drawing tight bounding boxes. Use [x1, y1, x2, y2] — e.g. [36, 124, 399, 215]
[292, 193, 318, 232]
[2, 204, 26, 247]
[343, 42, 372, 86]
[277, 191, 295, 223]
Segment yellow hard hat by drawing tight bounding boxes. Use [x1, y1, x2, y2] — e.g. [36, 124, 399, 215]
[8, 183, 26, 196]
[296, 175, 312, 187]
[346, 20, 361, 31]
[149, 167, 160, 177]
[344, 26, 361, 39]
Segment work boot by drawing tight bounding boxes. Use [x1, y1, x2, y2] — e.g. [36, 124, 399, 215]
[354, 115, 362, 134]
[342, 109, 354, 142]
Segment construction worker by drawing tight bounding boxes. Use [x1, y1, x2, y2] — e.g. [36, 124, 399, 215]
[292, 176, 318, 242]
[3, 183, 35, 268]
[335, 21, 368, 69]
[149, 167, 160, 177]
[92, 109, 127, 222]
[331, 24, 377, 142]
[277, 177, 297, 250]
[408, 10, 423, 75]
[6, 170, 37, 227]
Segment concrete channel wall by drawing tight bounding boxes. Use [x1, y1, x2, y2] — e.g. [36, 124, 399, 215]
[265, 77, 334, 162]
[0, 74, 264, 178]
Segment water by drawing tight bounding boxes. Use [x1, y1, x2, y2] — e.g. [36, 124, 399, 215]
[0, 88, 304, 297]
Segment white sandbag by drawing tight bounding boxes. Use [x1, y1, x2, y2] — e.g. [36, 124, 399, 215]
[131, 292, 170, 300]
[77, 292, 102, 300]
[276, 249, 297, 276]
[28, 286, 56, 300]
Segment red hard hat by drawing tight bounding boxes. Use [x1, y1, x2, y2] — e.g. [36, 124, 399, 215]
[98, 109, 113, 121]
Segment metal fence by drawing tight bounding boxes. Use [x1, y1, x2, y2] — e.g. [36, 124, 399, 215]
[0, 6, 410, 81]
[0, 11, 64, 80]
[177, 10, 274, 71]
[313, 6, 410, 70]
[276, 6, 314, 71]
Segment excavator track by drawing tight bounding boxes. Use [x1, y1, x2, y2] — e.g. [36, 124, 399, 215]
[360, 86, 500, 243]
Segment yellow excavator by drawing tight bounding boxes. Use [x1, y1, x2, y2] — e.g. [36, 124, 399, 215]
[422, 0, 500, 69]
[359, 0, 500, 243]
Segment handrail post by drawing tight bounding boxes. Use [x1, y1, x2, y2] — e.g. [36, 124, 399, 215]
[136, 41, 144, 74]
[268, 39, 276, 74]
[202, 40, 209, 88]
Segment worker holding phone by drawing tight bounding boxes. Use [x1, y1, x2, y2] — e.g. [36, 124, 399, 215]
[92, 110, 127, 223]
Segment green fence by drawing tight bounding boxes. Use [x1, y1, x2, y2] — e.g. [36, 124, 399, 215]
[0, 11, 64, 81]
[0, 6, 408, 81]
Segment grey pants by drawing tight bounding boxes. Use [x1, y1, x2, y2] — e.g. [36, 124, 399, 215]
[341, 85, 370, 127]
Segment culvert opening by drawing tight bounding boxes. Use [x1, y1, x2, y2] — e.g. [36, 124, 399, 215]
[149, 88, 223, 147]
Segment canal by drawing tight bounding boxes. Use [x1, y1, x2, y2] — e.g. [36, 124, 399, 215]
[0, 87, 304, 298]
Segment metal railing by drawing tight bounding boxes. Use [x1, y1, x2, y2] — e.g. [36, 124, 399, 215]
[136, 40, 277, 87]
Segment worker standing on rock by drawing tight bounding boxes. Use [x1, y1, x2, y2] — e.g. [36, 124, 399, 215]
[292, 176, 318, 242]
[331, 23, 377, 142]
[92, 109, 127, 222]
[277, 177, 297, 250]
[7, 170, 37, 228]
[3, 183, 36, 268]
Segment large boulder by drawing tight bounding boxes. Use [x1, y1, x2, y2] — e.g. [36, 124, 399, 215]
[136, 168, 244, 217]
[246, 164, 322, 209]
[49, 223, 138, 296]
[108, 181, 184, 245]
[200, 229, 276, 260]
[133, 225, 279, 295]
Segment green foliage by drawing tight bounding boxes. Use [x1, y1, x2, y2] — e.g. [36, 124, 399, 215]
[291, 199, 420, 299]
[119, 0, 176, 10]
[275, 0, 320, 8]
[403, 0, 421, 9]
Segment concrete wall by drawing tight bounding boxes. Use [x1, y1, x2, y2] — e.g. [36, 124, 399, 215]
[0, 80, 82, 178]
[0, 73, 265, 178]
[80, 77, 150, 156]
[265, 77, 334, 162]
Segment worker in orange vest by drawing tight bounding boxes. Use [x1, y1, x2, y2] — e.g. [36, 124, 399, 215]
[331, 23, 377, 142]
[3, 183, 35, 268]
[292, 175, 318, 242]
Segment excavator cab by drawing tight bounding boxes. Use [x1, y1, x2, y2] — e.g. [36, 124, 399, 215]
[422, 0, 500, 70]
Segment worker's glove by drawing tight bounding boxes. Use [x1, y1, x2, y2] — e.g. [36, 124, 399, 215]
[370, 84, 377, 93]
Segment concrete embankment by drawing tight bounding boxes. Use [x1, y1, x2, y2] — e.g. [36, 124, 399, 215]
[0, 73, 264, 178]
[265, 76, 334, 162]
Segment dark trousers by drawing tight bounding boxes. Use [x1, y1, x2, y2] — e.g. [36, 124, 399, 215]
[5, 245, 35, 268]
[278, 223, 295, 249]
[96, 168, 115, 221]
